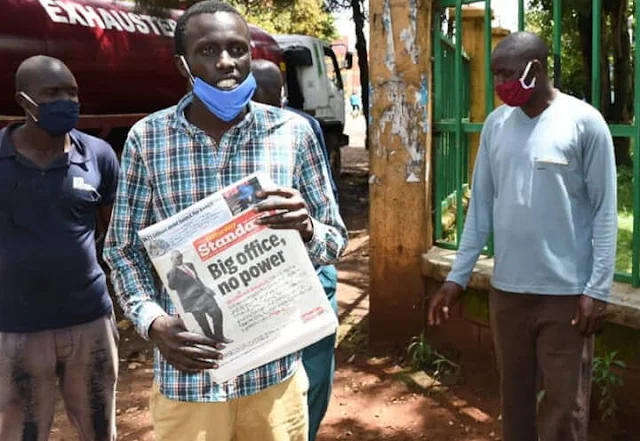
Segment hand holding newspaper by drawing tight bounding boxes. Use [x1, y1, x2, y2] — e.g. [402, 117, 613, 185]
[139, 173, 338, 383]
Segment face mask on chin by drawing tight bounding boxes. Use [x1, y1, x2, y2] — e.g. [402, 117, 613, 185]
[495, 60, 536, 107]
[20, 92, 80, 137]
[179, 56, 256, 123]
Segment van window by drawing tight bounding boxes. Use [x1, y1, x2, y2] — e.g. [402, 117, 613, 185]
[323, 47, 344, 90]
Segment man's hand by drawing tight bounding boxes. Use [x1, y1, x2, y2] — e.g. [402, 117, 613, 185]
[571, 295, 607, 336]
[427, 281, 464, 326]
[254, 188, 314, 242]
[149, 316, 225, 373]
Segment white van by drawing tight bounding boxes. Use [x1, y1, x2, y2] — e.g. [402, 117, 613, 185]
[275, 35, 352, 179]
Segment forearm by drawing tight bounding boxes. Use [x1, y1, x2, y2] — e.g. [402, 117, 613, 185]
[584, 199, 617, 300]
[446, 200, 492, 288]
[105, 245, 167, 339]
[583, 116, 617, 300]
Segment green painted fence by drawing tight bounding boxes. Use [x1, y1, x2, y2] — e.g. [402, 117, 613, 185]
[433, 0, 640, 286]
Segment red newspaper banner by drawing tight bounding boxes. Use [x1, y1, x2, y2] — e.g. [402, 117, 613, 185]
[193, 210, 268, 261]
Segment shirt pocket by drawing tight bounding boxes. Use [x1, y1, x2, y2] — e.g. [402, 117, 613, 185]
[534, 156, 570, 169]
[533, 156, 581, 199]
[61, 177, 102, 228]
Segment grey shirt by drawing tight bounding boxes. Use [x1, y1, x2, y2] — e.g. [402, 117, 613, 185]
[447, 92, 617, 300]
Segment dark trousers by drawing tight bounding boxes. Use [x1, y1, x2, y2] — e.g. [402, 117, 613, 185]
[302, 265, 338, 441]
[489, 288, 594, 441]
[0, 315, 119, 441]
[190, 298, 226, 342]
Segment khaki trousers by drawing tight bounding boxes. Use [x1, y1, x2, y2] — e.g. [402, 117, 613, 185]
[151, 364, 310, 441]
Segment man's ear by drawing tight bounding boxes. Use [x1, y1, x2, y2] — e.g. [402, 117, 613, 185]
[15, 91, 30, 110]
[175, 55, 194, 87]
[530, 59, 546, 77]
[15, 91, 38, 121]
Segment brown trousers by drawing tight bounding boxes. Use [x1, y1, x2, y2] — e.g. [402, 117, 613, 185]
[489, 288, 593, 441]
[0, 315, 119, 441]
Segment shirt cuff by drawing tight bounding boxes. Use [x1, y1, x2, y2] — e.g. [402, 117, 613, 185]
[304, 217, 325, 260]
[445, 273, 469, 290]
[136, 300, 169, 340]
[583, 287, 610, 302]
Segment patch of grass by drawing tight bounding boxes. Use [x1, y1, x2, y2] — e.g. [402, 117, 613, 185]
[406, 331, 461, 385]
[617, 166, 634, 274]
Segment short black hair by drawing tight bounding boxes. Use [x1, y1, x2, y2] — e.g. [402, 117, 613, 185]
[494, 31, 550, 70]
[174, 1, 245, 56]
[15, 55, 73, 93]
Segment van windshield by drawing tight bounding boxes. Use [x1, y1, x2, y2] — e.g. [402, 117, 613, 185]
[323, 47, 344, 90]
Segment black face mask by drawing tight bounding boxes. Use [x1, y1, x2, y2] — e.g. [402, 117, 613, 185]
[20, 92, 80, 136]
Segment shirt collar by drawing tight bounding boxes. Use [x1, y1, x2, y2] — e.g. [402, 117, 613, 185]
[67, 130, 90, 164]
[0, 124, 89, 165]
[169, 92, 257, 135]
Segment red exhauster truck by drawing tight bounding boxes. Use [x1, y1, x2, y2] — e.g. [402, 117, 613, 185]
[1, 0, 352, 176]
[0, 0, 286, 154]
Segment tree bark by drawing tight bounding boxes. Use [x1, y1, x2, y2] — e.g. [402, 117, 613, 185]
[351, 0, 369, 149]
[610, 0, 632, 166]
[577, 3, 632, 166]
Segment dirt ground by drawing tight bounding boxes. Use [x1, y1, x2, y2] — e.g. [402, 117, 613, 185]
[49, 144, 629, 441]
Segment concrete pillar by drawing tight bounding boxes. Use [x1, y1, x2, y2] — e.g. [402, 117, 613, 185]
[368, 0, 433, 348]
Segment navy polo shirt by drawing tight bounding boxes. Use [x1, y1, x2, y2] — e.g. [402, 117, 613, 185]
[0, 124, 119, 332]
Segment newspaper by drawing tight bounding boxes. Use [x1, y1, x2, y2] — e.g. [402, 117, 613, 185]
[138, 173, 338, 383]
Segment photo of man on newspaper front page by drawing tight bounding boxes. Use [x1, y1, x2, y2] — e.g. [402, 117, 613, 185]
[138, 173, 338, 383]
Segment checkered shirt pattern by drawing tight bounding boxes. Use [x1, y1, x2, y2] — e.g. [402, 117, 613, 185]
[103, 93, 348, 402]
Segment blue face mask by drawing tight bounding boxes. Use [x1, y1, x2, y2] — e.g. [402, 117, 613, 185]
[180, 56, 256, 123]
[21, 93, 80, 137]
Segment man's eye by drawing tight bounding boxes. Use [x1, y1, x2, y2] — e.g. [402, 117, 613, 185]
[231, 46, 247, 56]
[202, 46, 217, 56]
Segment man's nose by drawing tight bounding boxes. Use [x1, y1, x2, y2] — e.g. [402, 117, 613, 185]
[217, 50, 234, 70]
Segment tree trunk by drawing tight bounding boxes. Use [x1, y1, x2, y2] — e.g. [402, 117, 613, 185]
[577, 12, 593, 101]
[610, 0, 633, 166]
[351, 0, 369, 149]
[577, 4, 632, 166]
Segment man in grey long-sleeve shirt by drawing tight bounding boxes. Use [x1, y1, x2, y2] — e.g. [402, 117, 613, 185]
[428, 32, 617, 441]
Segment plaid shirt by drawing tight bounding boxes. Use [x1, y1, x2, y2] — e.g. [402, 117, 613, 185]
[103, 94, 348, 402]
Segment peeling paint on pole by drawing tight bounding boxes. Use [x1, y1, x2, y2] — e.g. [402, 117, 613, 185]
[420, 74, 429, 134]
[399, 0, 419, 64]
[382, 0, 396, 72]
[375, 0, 427, 182]
[369, 0, 433, 347]
[373, 77, 426, 182]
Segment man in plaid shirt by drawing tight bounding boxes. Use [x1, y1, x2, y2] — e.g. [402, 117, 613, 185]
[103, 2, 347, 440]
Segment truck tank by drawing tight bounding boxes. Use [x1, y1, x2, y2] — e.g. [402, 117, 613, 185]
[0, 0, 284, 116]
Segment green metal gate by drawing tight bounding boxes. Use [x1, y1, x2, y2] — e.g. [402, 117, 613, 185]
[432, 0, 640, 286]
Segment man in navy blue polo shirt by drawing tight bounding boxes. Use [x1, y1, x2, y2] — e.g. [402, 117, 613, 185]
[251, 59, 340, 441]
[0, 56, 120, 441]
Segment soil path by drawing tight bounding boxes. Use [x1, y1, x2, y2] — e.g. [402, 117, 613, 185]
[49, 144, 622, 440]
